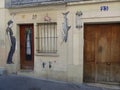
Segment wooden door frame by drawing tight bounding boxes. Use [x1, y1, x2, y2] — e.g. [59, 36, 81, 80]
[19, 23, 34, 70]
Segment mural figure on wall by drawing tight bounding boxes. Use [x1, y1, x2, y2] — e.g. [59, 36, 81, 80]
[62, 11, 71, 43]
[6, 20, 16, 64]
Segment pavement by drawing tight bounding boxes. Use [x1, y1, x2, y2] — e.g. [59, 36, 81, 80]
[0, 75, 119, 90]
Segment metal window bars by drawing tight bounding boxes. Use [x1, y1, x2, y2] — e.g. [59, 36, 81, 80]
[36, 22, 57, 53]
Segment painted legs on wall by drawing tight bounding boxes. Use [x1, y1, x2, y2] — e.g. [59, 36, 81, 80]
[7, 37, 16, 64]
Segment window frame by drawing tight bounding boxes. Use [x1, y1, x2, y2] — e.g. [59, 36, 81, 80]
[36, 22, 58, 56]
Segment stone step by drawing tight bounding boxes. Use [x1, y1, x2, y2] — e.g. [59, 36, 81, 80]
[17, 70, 35, 77]
[5, 64, 17, 74]
[0, 68, 7, 76]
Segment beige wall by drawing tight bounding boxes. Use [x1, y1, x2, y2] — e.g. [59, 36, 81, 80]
[0, 10, 6, 67]
[0, 0, 6, 67]
[2, 1, 120, 83]
[67, 1, 120, 83]
[0, 0, 4, 8]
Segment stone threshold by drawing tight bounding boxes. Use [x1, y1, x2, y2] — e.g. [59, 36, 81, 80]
[86, 83, 120, 90]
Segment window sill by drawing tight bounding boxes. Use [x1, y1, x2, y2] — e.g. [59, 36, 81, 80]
[35, 53, 59, 57]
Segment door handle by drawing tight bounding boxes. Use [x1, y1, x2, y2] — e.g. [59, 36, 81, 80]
[106, 62, 111, 65]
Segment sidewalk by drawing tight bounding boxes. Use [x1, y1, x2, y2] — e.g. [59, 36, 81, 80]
[0, 75, 118, 90]
[87, 83, 120, 90]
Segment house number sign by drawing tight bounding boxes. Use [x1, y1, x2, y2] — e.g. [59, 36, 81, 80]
[100, 6, 109, 11]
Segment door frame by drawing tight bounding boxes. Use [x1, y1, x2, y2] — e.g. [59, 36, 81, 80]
[19, 23, 34, 70]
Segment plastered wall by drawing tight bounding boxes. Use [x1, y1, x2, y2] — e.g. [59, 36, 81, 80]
[0, 0, 4, 8]
[1, 1, 120, 83]
[0, 0, 6, 67]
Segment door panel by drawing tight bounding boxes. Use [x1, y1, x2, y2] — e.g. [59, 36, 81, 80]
[110, 24, 120, 82]
[84, 23, 120, 83]
[110, 63, 120, 82]
[96, 24, 111, 82]
[84, 25, 96, 82]
[20, 24, 34, 70]
[111, 24, 120, 63]
[96, 25, 111, 63]
[96, 63, 109, 82]
[84, 62, 95, 82]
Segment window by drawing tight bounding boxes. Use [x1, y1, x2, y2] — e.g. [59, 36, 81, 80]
[36, 22, 57, 54]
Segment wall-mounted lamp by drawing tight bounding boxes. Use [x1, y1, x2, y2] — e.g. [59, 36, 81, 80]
[76, 11, 83, 29]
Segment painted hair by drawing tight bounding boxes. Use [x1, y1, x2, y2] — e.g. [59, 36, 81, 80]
[8, 20, 13, 26]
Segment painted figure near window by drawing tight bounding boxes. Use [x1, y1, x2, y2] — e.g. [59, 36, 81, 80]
[6, 20, 16, 64]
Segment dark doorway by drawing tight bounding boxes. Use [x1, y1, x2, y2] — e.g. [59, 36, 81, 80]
[20, 24, 34, 70]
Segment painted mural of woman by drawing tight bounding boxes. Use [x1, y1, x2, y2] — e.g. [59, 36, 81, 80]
[6, 20, 16, 64]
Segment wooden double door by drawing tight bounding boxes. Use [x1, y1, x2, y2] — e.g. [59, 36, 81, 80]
[84, 24, 120, 83]
[20, 24, 34, 70]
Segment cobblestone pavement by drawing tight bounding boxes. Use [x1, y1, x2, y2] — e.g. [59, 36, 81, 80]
[0, 75, 118, 90]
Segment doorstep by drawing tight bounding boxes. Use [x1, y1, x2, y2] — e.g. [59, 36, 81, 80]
[17, 70, 35, 77]
[0, 67, 7, 76]
[86, 83, 120, 90]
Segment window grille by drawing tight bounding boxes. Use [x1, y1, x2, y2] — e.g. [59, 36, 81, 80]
[36, 22, 57, 53]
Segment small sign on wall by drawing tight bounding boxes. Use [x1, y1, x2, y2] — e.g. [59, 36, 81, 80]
[100, 6, 109, 11]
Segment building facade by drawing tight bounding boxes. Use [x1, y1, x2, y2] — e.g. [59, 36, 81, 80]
[0, 0, 120, 84]
[0, 0, 6, 68]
